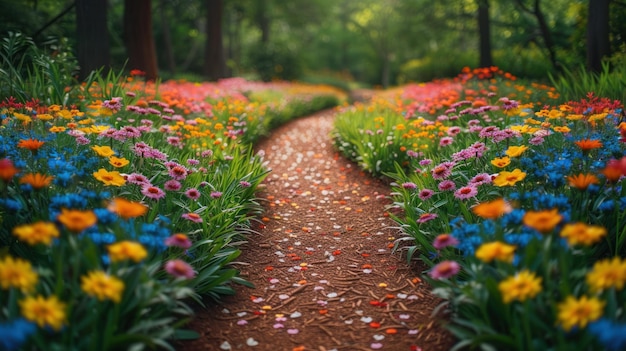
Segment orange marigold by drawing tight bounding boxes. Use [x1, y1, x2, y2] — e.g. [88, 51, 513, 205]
[19, 173, 54, 190]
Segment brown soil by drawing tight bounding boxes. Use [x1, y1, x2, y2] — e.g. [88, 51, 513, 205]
[176, 109, 455, 351]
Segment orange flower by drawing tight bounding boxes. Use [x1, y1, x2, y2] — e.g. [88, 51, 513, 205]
[602, 161, 624, 183]
[0, 159, 19, 182]
[523, 209, 562, 233]
[19, 173, 54, 190]
[17, 138, 45, 152]
[575, 139, 603, 152]
[107, 198, 147, 219]
[472, 198, 513, 219]
[567, 173, 599, 190]
[57, 208, 97, 233]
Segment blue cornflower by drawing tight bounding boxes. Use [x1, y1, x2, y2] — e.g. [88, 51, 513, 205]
[53, 172, 73, 187]
[84, 232, 116, 245]
[0, 198, 23, 211]
[588, 318, 626, 351]
[0, 318, 36, 351]
[598, 200, 615, 212]
[93, 208, 118, 225]
[500, 208, 525, 227]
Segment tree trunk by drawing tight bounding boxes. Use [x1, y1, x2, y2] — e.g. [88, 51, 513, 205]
[477, 0, 493, 67]
[159, 0, 176, 75]
[532, 0, 558, 70]
[204, 0, 227, 80]
[256, 0, 270, 43]
[76, 0, 110, 80]
[123, 0, 158, 80]
[587, 0, 611, 73]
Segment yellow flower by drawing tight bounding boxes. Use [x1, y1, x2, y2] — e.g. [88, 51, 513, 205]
[471, 198, 513, 219]
[493, 169, 526, 186]
[560, 222, 607, 246]
[490, 156, 511, 168]
[49, 126, 66, 133]
[36, 113, 54, 121]
[12, 221, 60, 246]
[505, 145, 528, 158]
[57, 208, 97, 233]
[552, 126, 571, 133]
[93, 168, 126, 186]
[108, 241, 148, 263]
[20, 295, 67, 331]
[81, 271, 125, 303]
[475, 241, 516, 263]
[586, 257, 626, 292]
[107, 198, 148, 219]
[523, 208, 562, 234]
[91, 145, 116, 157]
[0, 256, 38, 292]
[557, 295, 604, 331]
[14, 112, 32, 123]
[108, 156, 130, 168]
[498, 270, 542, 304]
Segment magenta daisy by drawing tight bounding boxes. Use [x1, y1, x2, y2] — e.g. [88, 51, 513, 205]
[141, 185, 166, 200]
[164, 233, 193, 249]
[402, 182, 417, 190]
[439, 137, 454, 147]
[127, 173, 151, 186]
[184, 188, 201, 200]
[446, 126, 461, 136]
[168, 165, 189, 180]
[239, 180, 251, 188]
[438, 180, 456, 191]
[182, 213, 203, 223]
[419, 159, 432, 166]
[164, 259, 196, 279]
[418, 189, 434, 201]
[433, 234, 459, 250]
[469, 173, 492, 186]
[164, 179, 182, 191]
[454, 186, 478, 200]
[417, 213, 438, 224]
[429, 261, 460, 280]
[187, 158, 200, 166]
[210, 191, 223, 199]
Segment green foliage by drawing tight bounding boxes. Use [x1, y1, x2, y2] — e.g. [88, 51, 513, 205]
[550, 61, 626, 105]
[0, 32, 78, 106]
[245, 41, 303, 81]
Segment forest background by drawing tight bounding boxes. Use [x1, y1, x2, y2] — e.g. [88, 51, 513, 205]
[1, 0, 623, 89]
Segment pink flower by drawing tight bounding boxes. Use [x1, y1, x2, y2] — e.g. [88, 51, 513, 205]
[417, 213, 437, 224]
[438, 180, 456, 191]
[454, 186, 478, 200]
[402, 182, 417, 190]
[433, 234, 459, 250]
[185, 188, 201, 200]
[419, 159, 432, 166]
[469, 173, 492, 186]
[182, 213, 203, 223]
[239, 180, 251, 188]
[429, 260, 460, 279]
[418, 189, 434, 201]
[127, 172, 151, 186]
[164, 259, 196, 279]
[447, 126, 461, 136]
[164, 233, 193, 249]
[210, 191, 223, 199]
[142, 185, 166, 200]
[168, 165, 189, 180]
[187, 158, 200, 166]
[439, 137, 454, 147]
[164, 179, 182, 191]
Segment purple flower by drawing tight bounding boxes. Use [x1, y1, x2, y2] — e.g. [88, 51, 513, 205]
[429, 260, 460, 280]
[185, 188, 201, 200]
[402, 182, 417, 190]
[433, 234, 459, 250]
[142, 185, 166, 200]
[418, 189, 434, 201]
[454, 186, 478, 200]
[417, 213, 438, 224]
[210, 191, 223, 199]
[164, 179, 182, 191]
[438, 180, 456, 191]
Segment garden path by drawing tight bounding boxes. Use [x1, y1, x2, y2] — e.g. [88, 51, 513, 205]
[179, 109, 454, 351]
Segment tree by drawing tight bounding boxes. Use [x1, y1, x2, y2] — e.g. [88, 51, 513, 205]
[587, 0, 611, 72]
[123, 0, 158, 80]
[477, 0, 493, 67]
[204, 0, 227, 80]
[512, 0, 560, 70]
[76, 0, 110, 80]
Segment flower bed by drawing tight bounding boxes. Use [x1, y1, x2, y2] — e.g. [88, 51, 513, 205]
[333, 67, 626, 350]
[0, 76, 344, 350]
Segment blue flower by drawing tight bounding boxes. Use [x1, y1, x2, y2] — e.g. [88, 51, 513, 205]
[588, 318, 626, 351]
[0, 198, 23, 211]
[598, 200, 615, 212]
[0, 318, 36, 351]
[93, 208, 118, 225]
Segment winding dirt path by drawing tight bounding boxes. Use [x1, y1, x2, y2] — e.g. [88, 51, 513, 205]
[180, 109, 453, 351]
